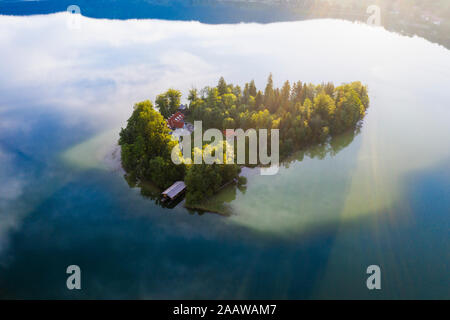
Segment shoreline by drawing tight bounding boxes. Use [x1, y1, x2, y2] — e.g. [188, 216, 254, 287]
[183, 204, 230, 217]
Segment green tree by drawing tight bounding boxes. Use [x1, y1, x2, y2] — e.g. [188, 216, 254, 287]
[249, 80, 257, 97]
[255, 90, 264, 110]
[280, 80, 291, 111]
[217, 77, 228, 95]
[291, 80, 303, 104]
[188, 88, 198, 103]
[264, 73, 276, 113]
[184, 143, 240, 205]
[222, 117, 236, 130]
[156, 89, 181, 118]
[313, 91, 336, 121]
[119, 100, 184, 188]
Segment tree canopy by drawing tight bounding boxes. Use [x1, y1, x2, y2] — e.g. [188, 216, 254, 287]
[156, 89, 182, 119]
[188, 75, 369, 157]
[119, 100, 185, 189]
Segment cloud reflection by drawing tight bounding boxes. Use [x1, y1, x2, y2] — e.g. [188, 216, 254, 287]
[0, 13, 449, 237]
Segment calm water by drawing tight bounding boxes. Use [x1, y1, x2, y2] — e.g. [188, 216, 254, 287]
[0, 0, 299, 23]
[0, 14, 449, 299]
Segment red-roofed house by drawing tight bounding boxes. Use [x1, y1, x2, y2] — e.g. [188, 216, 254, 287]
[168, 111, 185, 129]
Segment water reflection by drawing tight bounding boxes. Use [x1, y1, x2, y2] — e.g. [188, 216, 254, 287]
[1, 1, 449, 49]
[128, 126, 360, 213]
[285, 125, 361, 164]
[133, 179, 175, 208]
[194, 126, 362, 217]
[0, 13, 449, 299]
[11, 13, 443, 234]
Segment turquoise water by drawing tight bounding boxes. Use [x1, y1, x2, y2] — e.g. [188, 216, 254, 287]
[0, 14, 449, 299]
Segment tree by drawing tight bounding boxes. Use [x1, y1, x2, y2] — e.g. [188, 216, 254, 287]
[255, 90, 264, 110]
[148, 156, 184, 189]
[232, 85, 242, 100]
[280, 80, 291, 111]
[290, 80, 303, 104]
[249, 80, 257, 97]
[334, 84, 365, 132]
[156, 89, 181, 118]
[323, 82, 335, 96]
[222, 117, 236, 130]
[207, 87, 221, 108]
[221, 93, 237, 108]
[264, 73, 276, 112]
[188, 88, 198, 103]
[119, 100, 184, 188]
[313, 91, 336, 121]
[155, 93, 170, 119]
[242, 83, 250, 105]
[184, 142, 240, 205]
[217, 77, 228, 95]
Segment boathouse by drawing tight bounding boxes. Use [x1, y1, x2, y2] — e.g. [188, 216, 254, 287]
[161, 181, 186, 201]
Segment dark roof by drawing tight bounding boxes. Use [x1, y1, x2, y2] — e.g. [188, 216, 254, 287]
[162, 181, 186, 199]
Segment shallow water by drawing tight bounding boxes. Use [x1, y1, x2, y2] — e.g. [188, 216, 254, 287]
[0, 14, 449, 299]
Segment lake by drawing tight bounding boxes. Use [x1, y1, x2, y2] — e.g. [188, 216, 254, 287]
[0, 13, 449, 299]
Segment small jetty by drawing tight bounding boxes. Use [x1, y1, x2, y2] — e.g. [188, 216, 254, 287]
[161, 181, 186, 202]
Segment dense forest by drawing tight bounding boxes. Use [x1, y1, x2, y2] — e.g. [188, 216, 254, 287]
[119, 75, 369, 205]
[188, 75, 368, 157]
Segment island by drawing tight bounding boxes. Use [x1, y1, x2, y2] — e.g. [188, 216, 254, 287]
[118, 74, 369, 211]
